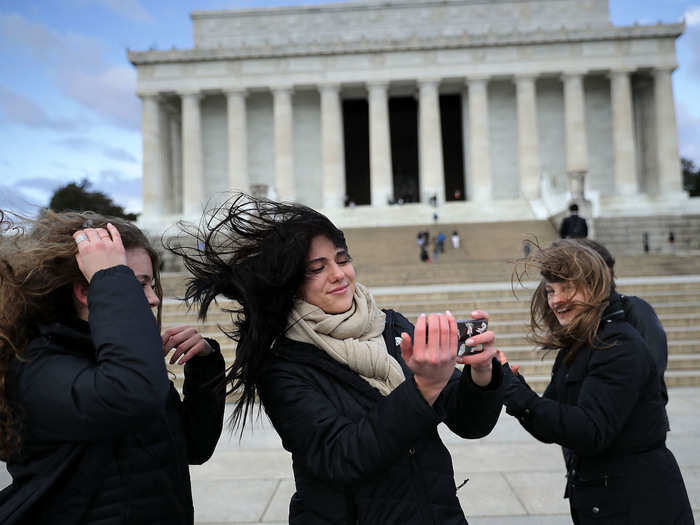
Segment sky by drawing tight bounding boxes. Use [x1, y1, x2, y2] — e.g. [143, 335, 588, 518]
[0, 0, 699, 217]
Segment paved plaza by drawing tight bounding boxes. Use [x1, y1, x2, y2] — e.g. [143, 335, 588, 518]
[186, 387, 700, 524]
[1, 388, 698, 523]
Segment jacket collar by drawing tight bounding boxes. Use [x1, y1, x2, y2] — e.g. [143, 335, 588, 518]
[602, 291, 626, 324]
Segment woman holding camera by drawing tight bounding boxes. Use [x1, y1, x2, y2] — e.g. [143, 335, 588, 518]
[498, 240, 692, 524]
[0, 211, 225, 525]
[171, 194, 503, 524]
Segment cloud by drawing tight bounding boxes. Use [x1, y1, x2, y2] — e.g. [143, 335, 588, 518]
[16, 176, 66, 194]
[0, 86, 82, 131]
[685, 6, 700, 26]
[0, 184, 45, 217]
[0, 13, 107, 73]
[77, 0, 152, 22]
[58, 66, 140, 130]
[93, 169, 142, 212]
[0, 13, 138, 129]
[677, 101, 700, 165]
[56, 137, 138, 164]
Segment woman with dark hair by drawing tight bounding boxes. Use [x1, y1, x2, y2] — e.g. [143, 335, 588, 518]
[0, 210, 225, 525]
[170, 193, 503, 525]
[498, 240, 692, 524]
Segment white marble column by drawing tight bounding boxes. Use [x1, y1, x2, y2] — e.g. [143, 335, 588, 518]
[562, 72, 589, 174]
[140, 93, 168, 218]
[654, 67, 683, 194]
[272, 86, 295, 201]
[180, 91, 204, 217]
[610, 69, 638, 195]
[368, 82, 393, 206]
[515, 75, 541, 200]
[418, 79, 445, 204]
[168, 111, 182, 214]
[467, 77, 492, 200]
[320, 84, 345, 209]
[226, 89, 249, 193]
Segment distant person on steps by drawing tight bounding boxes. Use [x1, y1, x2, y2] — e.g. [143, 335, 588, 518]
[559, 203, 588, 239]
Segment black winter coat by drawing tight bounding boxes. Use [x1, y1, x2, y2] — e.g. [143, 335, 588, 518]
[258, 309, 503, 525]
[501, 293, 693, 524]
[559, 215, 588, 239]
[620, 294, 670, 430]
[0, 266, 226, 525]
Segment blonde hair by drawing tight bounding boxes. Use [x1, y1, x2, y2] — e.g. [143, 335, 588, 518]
[0, 210, 162, 460]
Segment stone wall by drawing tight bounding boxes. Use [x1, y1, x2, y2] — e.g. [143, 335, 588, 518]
[192, 0, 610, 50]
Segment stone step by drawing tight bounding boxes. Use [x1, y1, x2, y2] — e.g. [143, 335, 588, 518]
[162, 295, 700, 315]
[515, 354, 700, 376]
[190, 325, 700, 346]
[168, 367, 700, 398]
[160, 254, 700, 296]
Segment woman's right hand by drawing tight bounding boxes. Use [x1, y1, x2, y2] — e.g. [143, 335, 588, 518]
[400, 312, 458, 406]
[73, 224, 127, 283]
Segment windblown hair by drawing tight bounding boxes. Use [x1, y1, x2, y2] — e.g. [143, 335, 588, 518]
[0, 210, 163, 460]
[576, 239, 616, 290]
[515, 239, 612, 365]
[166, 193, 347, 433]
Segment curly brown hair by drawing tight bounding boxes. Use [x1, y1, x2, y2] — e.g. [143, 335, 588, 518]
[515, 239, 612, 365]
[0, 210, 163, 460]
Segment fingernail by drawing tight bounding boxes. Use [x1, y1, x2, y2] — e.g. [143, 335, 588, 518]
[446, 310, 452, 316]
[466, 338, 474, 346]
[420, 313, 426, 317]
[471, 310, 479, 316]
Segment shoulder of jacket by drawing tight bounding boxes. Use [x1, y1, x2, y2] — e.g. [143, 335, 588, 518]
[592, 320, 649, 362]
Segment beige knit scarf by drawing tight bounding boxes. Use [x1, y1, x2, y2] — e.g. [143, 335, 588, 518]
[285, 283, 405, 395]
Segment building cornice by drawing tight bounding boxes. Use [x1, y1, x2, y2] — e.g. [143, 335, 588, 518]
[190, 0, 590, 19]
[128, 23, 684, 66]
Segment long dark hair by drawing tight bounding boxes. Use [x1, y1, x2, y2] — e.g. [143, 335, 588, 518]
[515, 239, 612, 365]
[167, 193, 347, 432]
[0, 210, 163, 460]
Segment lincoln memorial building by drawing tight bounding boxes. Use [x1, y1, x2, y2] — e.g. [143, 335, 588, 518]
[129, 0, 697, 232]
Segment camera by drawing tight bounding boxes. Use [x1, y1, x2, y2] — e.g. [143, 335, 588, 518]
[456, 319, 488, 357]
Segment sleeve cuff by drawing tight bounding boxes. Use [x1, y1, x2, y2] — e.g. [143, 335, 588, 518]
[502, 363, 538, 422]
[464, 357, 503, 391]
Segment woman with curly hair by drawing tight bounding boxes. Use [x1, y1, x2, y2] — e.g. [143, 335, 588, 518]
[498, 240, 692, 524]
[0, 211, 225, 525]
[169, 193, 503, 525]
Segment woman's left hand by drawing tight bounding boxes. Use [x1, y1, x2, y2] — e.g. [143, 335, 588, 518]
[162, 325, 213, 365]
[456, 310, 498, 386]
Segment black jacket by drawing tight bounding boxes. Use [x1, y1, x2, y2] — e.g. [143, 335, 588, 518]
[559, 214, 588, 238]
[258, 310, 503, 525]
[500, 293, 693, 524]
[620, 294, 670, 430]
[0, 266, 226, 525]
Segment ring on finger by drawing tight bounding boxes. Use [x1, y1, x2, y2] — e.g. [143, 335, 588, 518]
[74, 233, 88, 244]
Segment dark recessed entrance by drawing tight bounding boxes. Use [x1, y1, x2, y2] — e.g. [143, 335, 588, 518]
[440, 94, 466, 201]
[342, 99, 371, 205]
[389, 97, 419, 203]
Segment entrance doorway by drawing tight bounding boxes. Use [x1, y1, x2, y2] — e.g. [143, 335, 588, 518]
[440, 94, 466, 201]
[342, 99, 370, 206]
[389, 97, 420, 203]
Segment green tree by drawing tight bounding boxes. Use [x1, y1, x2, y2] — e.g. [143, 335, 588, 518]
[682, 157, 700, 197]
[49, 179, 138, 221]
